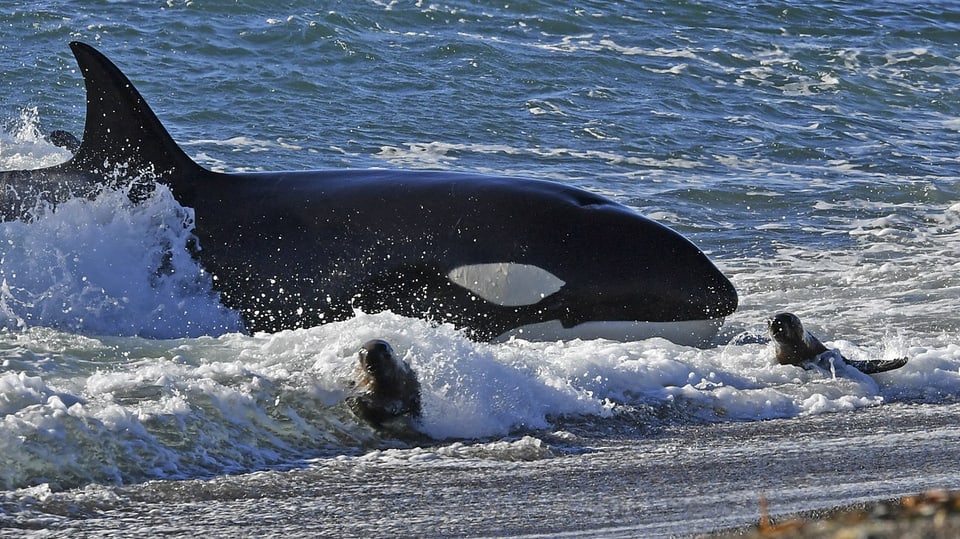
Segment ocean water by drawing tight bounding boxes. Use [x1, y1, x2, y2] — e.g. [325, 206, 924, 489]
[1, 1, 960, 536]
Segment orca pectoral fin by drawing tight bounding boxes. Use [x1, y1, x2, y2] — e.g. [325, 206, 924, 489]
[845, 357, 909, 375]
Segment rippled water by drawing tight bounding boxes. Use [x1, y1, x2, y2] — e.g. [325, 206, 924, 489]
[2, 1, 960, 536]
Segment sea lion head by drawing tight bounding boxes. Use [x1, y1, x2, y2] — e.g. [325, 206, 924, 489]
[767, 312, 825, 366]
[350, 339, 422, 425]
[767, 312, 804, 344]
[358, 339, 397, 384]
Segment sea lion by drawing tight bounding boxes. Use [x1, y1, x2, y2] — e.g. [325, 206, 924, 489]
[767, 312, 908, 375]
[346, 339, 422, 425]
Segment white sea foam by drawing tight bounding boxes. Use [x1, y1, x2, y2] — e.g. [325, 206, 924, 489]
[0, 185, 243, 338]
[1, 304, 958, 491]
[0, 108, 72, 171]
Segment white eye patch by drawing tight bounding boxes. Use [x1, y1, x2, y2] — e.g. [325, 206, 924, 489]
[447, 263, 565, 307]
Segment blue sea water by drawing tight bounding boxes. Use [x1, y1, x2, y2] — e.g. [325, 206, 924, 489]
[1, 1, 960, 536]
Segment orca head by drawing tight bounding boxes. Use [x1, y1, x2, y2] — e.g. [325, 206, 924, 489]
[443, 188, 738, 345]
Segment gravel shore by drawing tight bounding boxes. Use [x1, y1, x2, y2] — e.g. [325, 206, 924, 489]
[706, 490, 960, 538]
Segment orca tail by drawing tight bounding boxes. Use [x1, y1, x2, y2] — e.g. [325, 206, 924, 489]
[61, 42, 206, 186]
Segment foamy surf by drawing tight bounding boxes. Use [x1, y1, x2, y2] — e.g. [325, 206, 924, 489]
[0, 112, 243, 338]
[0, 184, 244, 338]
[0, 306, 953, 492]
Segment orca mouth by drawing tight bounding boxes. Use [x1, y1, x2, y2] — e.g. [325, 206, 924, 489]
[542, 279, 738, 331]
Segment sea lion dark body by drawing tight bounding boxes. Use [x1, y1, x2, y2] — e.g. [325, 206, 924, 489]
[347, 340, 421, 425]
[767, 312, 907, 375]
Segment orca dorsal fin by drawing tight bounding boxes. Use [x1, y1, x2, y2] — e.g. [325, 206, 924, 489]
[62, 41, 205, 183]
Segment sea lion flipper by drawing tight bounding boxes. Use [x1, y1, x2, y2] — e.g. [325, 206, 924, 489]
[845, 357, 909, 374]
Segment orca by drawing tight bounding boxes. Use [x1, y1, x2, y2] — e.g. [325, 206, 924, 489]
[0, 42, 738, 345]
